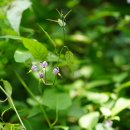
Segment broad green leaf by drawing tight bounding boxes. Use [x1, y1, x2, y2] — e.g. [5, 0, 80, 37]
[7, 0, 31, 34]
[22, 38, 48, 60]
[23, 120, 33, 130]
[1, 79, 12, 97]
[27, 96, 42, 106]
[69, 34, 91, 43]
[3, 123, 11, 130]
[47, 52, 59, 62]
[43, 89, 72, 110]
[65, 51, 77, 71]
[3, 123, 23, 130]
[74, 66, 93, 78]
[0, 122, 3, 129]
[53, 125, 69, 130]
[110, 116, 120, 121]
[65, 51, 74, 63]
[113, 54, 126, 67]
[85, 92, 109, 104]
[100, 107, 111, 117]
[112, 72, 128, 83]
[1, 80, 13, 108]
[115, 81, 130, 92]
[14, 49, 32, 63]
[86, 80, 111, 89]
[112, 98, 130, 116]
[79, 112, 99, 129]
[28, 106, 41, 118]
[96, 123, 114, 130]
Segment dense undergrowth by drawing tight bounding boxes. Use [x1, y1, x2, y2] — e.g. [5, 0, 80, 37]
[0, 0, 130, 130]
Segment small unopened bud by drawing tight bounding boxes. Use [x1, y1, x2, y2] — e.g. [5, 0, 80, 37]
[39, 72, 44, 78]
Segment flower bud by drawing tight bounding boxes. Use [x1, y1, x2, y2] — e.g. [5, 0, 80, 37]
[39, 72, 44, 78]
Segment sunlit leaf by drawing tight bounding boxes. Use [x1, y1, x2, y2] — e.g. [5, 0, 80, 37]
[14, 49, 32, 63]
[100, 107, 111, 117]
[86, 80, 111, 89]
[65, 51, 76, 71]
[85, 92, 109, 104]
[112, 98, 130, 116]
[22, 38, 48, 60]
[115, 81, 130, 92]
[0, 122, 3, 129]
[53, 125, 69, 130]
[7, 0, 31, 34]
[79, 112, 99, 129]
[1, 79, 12, 97]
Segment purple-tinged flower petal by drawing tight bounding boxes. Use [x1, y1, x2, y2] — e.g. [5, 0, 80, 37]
[39, 72, 44, 78]
[31, 64, 38, 71]
[40, 61, 48, 68]
[53, 67, 59, 75]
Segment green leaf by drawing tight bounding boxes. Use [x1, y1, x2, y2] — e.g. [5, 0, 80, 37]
[100, 107, 111, 117]
[96, 123, 114, 130]
[0, 122, 3, 129]
[14, 49, 32, 63]
[7, 0, 31, 34]
[65, 51, 74, 62]
[85, 92, 109, 104]
[3, 123, 22, 130]
[65, 51, 76, 71]
[23, 120, 33, 130]
[43, 89, 72, 110]
[53, 125, 69, 130]
[115, 81, 130, 92]
[79, 112, 100, 129]
[3, 123, 11, 130]
[112, 98, 130, 116]
[47, 52, 59, 62]
[1, 79, 12, 97]
[1, 80, 13, 107]
[86, 80, 111, 89]
[28, 106, 41, 118]
[22, 38, 48, 60]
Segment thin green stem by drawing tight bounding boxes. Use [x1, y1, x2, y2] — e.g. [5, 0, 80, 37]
[38, 80, 42, 95]
[56, 46, 69, 67]
[38, 24, 58, 55]
[0, 98, 8, 103]
[51, 98, 59, 127]
[52, 46, 69, 86]
[0, 86, 26, 130]
[44, 68, 46, 83]
[15, 72, 52, 128]
[62, 26, 65, 43]
[64, 9, 72, 19]
[52, 75, 57, 87]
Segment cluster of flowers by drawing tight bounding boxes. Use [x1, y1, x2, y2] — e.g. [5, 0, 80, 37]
[30, 61, 61, 80]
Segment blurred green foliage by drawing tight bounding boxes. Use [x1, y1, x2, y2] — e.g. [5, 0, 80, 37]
[1, 0, 130, 130]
